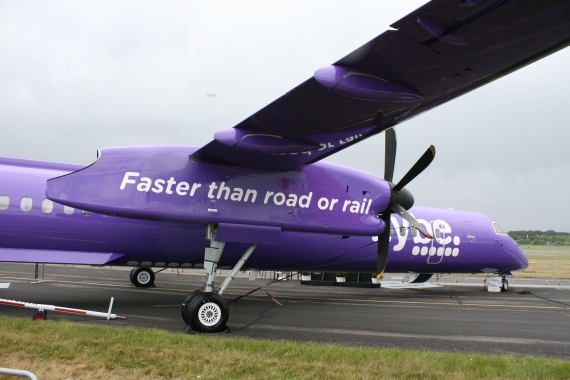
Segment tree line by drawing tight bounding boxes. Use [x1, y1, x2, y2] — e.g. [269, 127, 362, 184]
[508, 230, 570, 246]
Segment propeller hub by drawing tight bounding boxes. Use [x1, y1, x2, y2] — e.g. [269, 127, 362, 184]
[387, 183, 414, 210]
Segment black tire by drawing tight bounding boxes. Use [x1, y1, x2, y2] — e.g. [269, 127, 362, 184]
[502, 279, 509, 292]
[32, 310, 47, 321]
[183, 292, 228, 333]
[181, 290, 201, 326]
[130, 267, 155, 287]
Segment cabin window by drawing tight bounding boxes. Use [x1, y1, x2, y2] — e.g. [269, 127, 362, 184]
[41, 199, 54, 213]
[20, 197, 32, 212]
[63, 205, 75, 215]
[492, 222, 507, 235]
[0, 195, 9, 210]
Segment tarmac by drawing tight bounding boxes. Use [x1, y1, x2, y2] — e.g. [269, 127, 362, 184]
[0, 263, 569, 359]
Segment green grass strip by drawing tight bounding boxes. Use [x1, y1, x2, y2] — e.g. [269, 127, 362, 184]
[0, 315, 569, 379]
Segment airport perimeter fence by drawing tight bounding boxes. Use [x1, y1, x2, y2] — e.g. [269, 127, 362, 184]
[58, 263, 570, 281]
[253, 264, 570, 281]
[463, 262, 570, 280]
[512, 262, 570, 280]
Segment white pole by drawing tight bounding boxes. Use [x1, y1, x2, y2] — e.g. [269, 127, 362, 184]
[0, 298, 126, 320]
[0, 368, 38, 380]
[107, 297, 114, 320]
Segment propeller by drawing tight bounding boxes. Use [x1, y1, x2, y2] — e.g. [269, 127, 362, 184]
[376, 128, 435, 278]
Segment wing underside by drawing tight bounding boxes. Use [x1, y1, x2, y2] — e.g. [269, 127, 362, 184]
[0, 248, 123, 265]
[191, 0, 570, 171]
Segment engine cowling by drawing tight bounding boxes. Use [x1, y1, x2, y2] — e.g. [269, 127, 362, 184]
[46, 146, 392, 236]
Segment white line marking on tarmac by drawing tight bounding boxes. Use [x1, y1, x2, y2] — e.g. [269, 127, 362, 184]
[231, 324, 570, 346]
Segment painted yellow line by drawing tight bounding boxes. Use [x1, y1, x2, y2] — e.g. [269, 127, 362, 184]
[153, 304, 181, 308]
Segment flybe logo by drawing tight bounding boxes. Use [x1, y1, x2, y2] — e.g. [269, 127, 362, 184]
[373, 216, 462, 258]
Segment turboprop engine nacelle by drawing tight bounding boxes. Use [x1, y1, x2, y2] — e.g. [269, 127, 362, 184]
[46, 146, 391, 236]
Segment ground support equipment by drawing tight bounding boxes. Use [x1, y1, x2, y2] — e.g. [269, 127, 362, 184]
[0, 297, 126, 320]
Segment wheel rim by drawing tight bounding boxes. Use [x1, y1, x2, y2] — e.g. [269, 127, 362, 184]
[198, 302, 222, 326]
[137, 271, 151, 284]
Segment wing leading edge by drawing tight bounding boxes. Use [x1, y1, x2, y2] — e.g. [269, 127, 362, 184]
[191, 0, 570, 171]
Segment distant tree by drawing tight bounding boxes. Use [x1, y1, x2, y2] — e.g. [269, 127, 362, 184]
[508, 230, 570, 246]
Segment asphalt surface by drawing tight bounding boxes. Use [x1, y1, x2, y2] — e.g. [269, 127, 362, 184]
[1, 263, 569, 359]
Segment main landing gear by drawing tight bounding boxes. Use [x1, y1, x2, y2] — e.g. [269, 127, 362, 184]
[181, 292, 229, 333]
[181, 225, 257, 333]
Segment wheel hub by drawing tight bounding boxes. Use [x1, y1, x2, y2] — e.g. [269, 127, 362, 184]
[137, 271, 150, 284]
[198, 302, 221, 326]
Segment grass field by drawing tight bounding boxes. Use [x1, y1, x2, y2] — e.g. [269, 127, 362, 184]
[521, 246, 570, 257]
[515, 246, 570, 279]
[0, 316, 569, 380]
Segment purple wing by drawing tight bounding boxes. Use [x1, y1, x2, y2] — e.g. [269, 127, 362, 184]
[192, 0, 570, 171]
[0, 249, 123, 265]
[0, 157, 83, 172]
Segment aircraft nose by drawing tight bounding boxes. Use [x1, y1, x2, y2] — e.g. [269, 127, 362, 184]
[503, 236, 529, 271]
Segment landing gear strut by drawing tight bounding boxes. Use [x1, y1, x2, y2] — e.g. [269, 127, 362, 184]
[130, 267, 155, 287]
[182, 225, 256, 333]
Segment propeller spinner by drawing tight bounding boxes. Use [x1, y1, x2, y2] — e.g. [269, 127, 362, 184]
[376, 128, 435, 278]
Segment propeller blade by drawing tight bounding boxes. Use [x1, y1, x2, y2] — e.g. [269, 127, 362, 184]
[393, 145, 435, 192]
[390, 203, 433, 239]
[384, 128, 397, 182]
[376, 213, 392, 278]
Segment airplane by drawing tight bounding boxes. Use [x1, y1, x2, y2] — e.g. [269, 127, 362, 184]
[1, 0, 569, 333]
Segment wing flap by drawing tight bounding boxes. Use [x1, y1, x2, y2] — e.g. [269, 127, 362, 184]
[335, 30, 437, 81]
[392, 0, 503, 43]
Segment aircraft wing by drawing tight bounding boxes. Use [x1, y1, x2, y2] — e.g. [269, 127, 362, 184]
[0, 249, 123, 266]
[191, 0, 570, 171]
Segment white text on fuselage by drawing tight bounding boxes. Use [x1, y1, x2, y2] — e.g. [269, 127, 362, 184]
[120, 172, 372, 214]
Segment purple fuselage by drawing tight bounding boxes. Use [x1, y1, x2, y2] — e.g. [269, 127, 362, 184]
[0, 149, 528, 274]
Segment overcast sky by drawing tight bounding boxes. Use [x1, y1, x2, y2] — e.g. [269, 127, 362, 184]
[1, 1, 569, 232]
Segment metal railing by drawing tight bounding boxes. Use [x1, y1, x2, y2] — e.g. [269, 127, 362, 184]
[513, 262, 570, 280]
